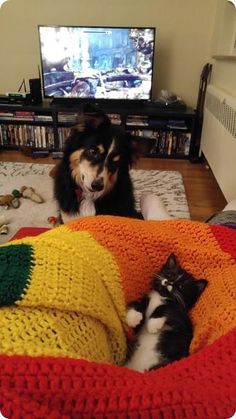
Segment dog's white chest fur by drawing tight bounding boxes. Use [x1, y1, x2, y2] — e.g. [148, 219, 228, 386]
[126, 291, 165, 372]
[79, 197, 96, 217]
[60, 197, 96, 224]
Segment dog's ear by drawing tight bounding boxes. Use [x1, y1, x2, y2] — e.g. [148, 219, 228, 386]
[128, 134, 156, 165]
[83, 103, 111, 129]
[69, 107, 111, 135]
[68, 112, 86, 135]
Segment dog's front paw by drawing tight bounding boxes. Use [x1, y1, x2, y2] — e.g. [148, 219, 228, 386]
[147, 317, 166, 333]
[79, 198, 96, 217]
[126, 308, 143, 328]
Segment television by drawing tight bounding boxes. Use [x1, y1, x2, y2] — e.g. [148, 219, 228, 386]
[38, 25, 156, 102]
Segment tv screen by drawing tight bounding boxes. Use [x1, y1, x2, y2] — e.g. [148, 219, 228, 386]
[38, 25, 156, 101]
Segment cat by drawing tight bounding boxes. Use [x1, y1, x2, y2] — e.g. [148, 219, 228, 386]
[125, 253, 208, 372]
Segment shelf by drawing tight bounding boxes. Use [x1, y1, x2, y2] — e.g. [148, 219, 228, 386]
[212, 54, 236, 61]
[0, 102, 197, 159]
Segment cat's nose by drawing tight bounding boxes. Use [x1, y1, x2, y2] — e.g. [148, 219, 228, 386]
[91, 178, 104, 192]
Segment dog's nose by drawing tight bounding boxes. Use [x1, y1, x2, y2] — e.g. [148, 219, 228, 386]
[91, 179, 104, 192]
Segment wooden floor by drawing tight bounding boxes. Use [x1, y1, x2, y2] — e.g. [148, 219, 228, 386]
[0, 150, 227, 221]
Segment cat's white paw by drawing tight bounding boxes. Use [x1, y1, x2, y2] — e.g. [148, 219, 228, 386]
[126, 308, 143, 328]
[147, 317, 166, 333]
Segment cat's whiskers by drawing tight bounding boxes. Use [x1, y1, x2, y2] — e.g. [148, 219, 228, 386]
[171, 288, 186, 310]
[153, 273, 163, 280]
[173, 273, 184, 284]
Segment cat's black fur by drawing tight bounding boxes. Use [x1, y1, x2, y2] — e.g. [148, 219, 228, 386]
[125, 253, 208, 372]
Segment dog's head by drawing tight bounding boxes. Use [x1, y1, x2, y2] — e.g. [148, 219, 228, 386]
[61, 121, 135, 200]
[55, 105, 155, 214]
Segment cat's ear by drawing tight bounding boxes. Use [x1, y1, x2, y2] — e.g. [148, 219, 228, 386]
[165, 253, 179, 271]
[195, 279, 208, 296]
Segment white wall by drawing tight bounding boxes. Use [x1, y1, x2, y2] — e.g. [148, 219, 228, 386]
[0, 0, 217, 107]
[200, 0, 236, 202]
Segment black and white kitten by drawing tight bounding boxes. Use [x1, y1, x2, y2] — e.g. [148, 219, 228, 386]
[125, 253, 208, 372]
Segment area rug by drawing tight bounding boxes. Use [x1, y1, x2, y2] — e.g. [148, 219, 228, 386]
[0, 162, 190, 244]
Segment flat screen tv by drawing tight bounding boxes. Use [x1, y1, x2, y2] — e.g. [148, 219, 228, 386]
[38, 25, 156, 102]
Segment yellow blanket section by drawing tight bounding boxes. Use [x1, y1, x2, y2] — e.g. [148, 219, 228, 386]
[0, 226, 127, 364]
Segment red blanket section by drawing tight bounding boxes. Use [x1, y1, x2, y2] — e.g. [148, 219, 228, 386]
[210, 224, 236, 260]
[10, 227, 50, 241]
[0, 328, 235, 419]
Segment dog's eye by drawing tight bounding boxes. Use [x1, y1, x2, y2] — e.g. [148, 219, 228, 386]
[87, 147, 100, 158]
[108, 160, 119, 173]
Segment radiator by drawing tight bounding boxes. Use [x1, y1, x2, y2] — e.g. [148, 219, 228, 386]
[201, 84, 236, 202]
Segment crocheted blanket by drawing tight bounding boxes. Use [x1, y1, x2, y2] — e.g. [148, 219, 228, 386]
[0, 216, 235, 418]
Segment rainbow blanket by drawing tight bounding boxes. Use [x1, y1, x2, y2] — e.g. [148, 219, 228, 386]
[0, 216, 235, 418]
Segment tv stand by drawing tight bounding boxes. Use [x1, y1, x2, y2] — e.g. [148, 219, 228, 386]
[50, 97, 84, 108]
[0, 101, 196, 160]
[143, 100, 187, 112]
[50, 98, 153, 111]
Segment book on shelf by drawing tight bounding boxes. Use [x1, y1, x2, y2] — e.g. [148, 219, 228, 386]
[148, 119, 167, 129]
[177, 132, 191, 155]
[34, 115, 53, 122]
[15, 111, 35, 116]
[127, 129, 158, 139]
[0, 111, 14, 117]
[126, 115, 149, 125]
[127, 128, 192, 157]
[165, 131, 172, 155]
[0, 111, 15, 120]
[0, 110, 53, 122]
[11, 116, 35, 121]
[166, 119, 187, 130]
[58, 112, 78, 123]
[11, 111, 35, 121]
[58, 127, 72, 150]
[0, 124, 54, 149]
[106, 113, 121, 125]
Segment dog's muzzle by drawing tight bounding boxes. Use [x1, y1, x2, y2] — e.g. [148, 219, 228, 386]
[90, 178, 104, 192]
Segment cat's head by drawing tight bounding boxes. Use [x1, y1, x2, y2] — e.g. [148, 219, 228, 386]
[152, 253, 208, 311]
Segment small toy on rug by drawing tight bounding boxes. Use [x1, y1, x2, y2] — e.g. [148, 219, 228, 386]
[0, 194, 20, 209]
[12, 189, 21, 198]
[47, 216, 60, 228]
[20, 186, 44, 203]
[0, 214, 9, 226]
[0, 225, 9, 235]
[0, 213, 10, 235]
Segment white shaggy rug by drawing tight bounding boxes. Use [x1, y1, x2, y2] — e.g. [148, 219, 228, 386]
[0, 162, 190, 244]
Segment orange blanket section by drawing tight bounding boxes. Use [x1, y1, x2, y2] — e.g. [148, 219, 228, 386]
[68, 216, 236, 355]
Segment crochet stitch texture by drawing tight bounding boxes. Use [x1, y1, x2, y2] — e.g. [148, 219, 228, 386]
[0, 215, 235, 418]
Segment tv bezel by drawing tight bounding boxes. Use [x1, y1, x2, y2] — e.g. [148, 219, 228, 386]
[38, 24, 156, 103]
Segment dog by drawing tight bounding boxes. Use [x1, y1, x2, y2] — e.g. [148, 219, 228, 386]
[54, 112, 144, 223]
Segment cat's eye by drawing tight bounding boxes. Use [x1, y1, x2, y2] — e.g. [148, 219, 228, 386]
[162, 279, 168, 286]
